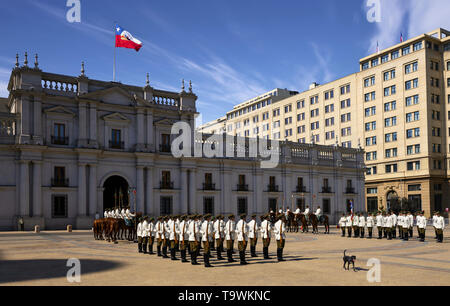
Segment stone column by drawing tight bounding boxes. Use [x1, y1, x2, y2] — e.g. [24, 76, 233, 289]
[223, 169, 231, 214]
[254, 170, 263, 214]
[19, 160, 30, 216]
[78, 164, 87, 216]
[188, 169, 196, 213]
[145, 167, 153, 215]
[88, 164, 97, 216]
[136, 109, 144, 151]
[19, 96, 30, 143]
[146, 110, 154, 151]
[33, 97, 42, 142]
[136, 166, 144, 213]
[89, 103, 97, 147]
[32, 161, 42, 217]
[78, 101, 87, 147]
[180, 168, 188, 214]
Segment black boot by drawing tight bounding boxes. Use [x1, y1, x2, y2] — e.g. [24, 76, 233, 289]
[149, 243, 154, 255]
[181, 250, 189, 262]
[239, 251, 248, 265]
[217, 247, 224, 260]
[157, 245, 162, 257]
[191, 253, 200, 265]
[138, 243, 142, 253]
[227, 249, 236, 263]
[171, 248, 178, 261]
[162, 246, 169, 258]
[278, 248, 285, 262]
[251, 246, 257, 257]
[143, 244, 147, 254]
[204, 254, 212, 267]
[263, 247, 271, 259]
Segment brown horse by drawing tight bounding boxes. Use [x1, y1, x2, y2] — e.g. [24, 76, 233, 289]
[309, 214, 330, 234]
[287, 211, 300, 232]
[93, 219, 104, 240]
[297, 214, 309, 233]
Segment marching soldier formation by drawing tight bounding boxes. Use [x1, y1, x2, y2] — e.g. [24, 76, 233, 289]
[135, 213, 287, 268]
[338, 210, 446, 243]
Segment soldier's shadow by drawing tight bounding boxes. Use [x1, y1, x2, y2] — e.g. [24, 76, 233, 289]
[204, 253, 318, 268]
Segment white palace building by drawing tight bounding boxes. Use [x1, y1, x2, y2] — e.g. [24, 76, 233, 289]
[0, 55, 365, 230]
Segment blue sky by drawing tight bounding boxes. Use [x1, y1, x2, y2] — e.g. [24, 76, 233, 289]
[1, 0, 449, 123]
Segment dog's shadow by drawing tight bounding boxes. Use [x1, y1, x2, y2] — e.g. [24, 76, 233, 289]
[353, 267, 369, 272]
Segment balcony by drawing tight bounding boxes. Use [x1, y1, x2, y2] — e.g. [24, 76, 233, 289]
[236, 184, 249, 192]
[109, 140, 124, 150]
[345, 187, 356, 194]
[160, 144, 171, 153]
[267, 184, 279, 192]
[321, 186, 333, 193]
[296, 185, 307, 193]
[160, 181, 174, 190]
[51, 178, 69, 187]
[51, 136, 69, 145]
[203, 183, 216, 191]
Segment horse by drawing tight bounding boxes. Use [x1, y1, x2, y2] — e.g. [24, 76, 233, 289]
[287, 211, 300, 232]
[309, 214, 330, 234]
[93, 219, 104, 240]
[297, 214, 309, 233]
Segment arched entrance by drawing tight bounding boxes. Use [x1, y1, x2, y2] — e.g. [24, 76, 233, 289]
[103, 176, 129, 211]
[386, 190, 399, 212]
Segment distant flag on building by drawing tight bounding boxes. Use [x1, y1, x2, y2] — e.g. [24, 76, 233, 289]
[115, 25, 143, 52]
[376, 41, 379, 54]
[400, 32, 404, 43]
[350, 200, 354, 220]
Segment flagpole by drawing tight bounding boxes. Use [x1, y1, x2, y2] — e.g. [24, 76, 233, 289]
[113, 22, 117, 82]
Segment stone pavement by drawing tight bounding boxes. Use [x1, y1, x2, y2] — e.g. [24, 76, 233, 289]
[0, 227, 449, 286]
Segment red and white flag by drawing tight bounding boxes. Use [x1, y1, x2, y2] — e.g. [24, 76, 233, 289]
[115, 25, 142, 52]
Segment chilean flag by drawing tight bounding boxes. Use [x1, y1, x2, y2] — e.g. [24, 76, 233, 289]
[350, 200, 354, 221]
[115, 25, 142, 52]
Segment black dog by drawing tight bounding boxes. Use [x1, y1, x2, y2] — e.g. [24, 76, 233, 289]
[343, 250, 356, 271]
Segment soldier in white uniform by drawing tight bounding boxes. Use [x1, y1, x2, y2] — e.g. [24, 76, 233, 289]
[385, 212, 393, 240]
[294, 207, 301, 215]
[168, 216, 180, 261]
[435, 212, 445, 243]
[417, 211, 427, 242]
[115, 208, 120, 219]
[104, 209, 109, 219]
[346, 213, 353, 238]
[261, 214, 272, 259]
[352, 213, 359, 238]
[366, 213, 374, 238]
[148, 217, 155, 255]
[304, 205, 310, 222]
[402, 212, 410, 241]
[225, 214, 236, 262]
[200, 214, 214, 267]
[358, 213, 366, 238]
[376, 212, 383, 239]
[274, 214, 286, 262]
[315, 206, 322, 224]
[141, 216, 149, 254]
[382, 212, 388, 238]
[248, 214, 260, 257]
[391, 212, 398, 239]
[188, 215, 200, 265]
[178, 215, 189, 263]
[155, 217, 164, 257]
[407, 212, 414, 238]
[398, 212, 405, 239]
[236, 214, 249, 265]
[137, 217, 144, 253]
[339, 214, 347, 237]
[213, 215, 225, 260]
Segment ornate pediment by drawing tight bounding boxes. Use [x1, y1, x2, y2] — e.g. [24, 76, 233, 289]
[154, 118, 175, 126]
[44, 105, 76, 118]
[103, 112, 131, 123]
[80, 87, 137, 106]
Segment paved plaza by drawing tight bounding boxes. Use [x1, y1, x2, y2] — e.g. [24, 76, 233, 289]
[0, 227, 449, 286]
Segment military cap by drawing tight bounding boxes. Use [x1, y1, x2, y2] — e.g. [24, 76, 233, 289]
[204, 214, 211, 219]
[240, 213, 247, 219]
[143, 215, 148, 220]
[149, 217, 155, 222]
[251, 214, 257, 218]
[228, 214, 235, 219]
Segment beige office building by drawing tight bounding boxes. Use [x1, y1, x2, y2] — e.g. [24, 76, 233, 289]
[200, 28, 450, 217]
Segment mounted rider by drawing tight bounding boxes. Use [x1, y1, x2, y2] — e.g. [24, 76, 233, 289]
[304, 205, 310, 222]
[315, 206, 322, 223]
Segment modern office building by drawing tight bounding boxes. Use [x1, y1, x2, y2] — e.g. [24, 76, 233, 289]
[0, 57, 364, 230]
[200, 28, 450, 216]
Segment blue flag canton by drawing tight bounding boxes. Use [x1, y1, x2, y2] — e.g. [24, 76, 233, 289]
[115, 25, 123, 35]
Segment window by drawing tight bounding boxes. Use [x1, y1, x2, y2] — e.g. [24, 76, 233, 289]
[341, 99, 351, 109]
[273, 109, 280, 117]
[53, 123, 66, 144]
[367, 188, 378, 194]
[384, 117, 397, 127]
[52, 195, 68, 218]
[262, 112, 269, 121]
[364, 76, 375, 87]
[384, 85, 396, 96]
[325, 131, 335, 140]
[310, 96, 319, 105]
[365, 121, 376, 131]
[161, 171, 171, 187]
[311, 122, 319, 130]
[413, 42, 423, 51]
[362, 62, 369, 70]
[310, 109, 319, 118]
[160, 196, 173, 215]
[365, 136, 377, 146]
[406, 95, 419, 106]
[385, 132, 397, 142]
[385, 148, 398, 158]
[285, 117, 292, 125]
[365, 91, 376, 102]
[405, 78, 419, 90]
[285, 129, 292, 137]
[297, 113, 305, 121]
[297, 100, 305, 109]
[273, 121, 280, 128]
[381, 54, 389, 63]
[324, 90, 334, 100]
[325, 104, 334, 113]
[341, 127, 351, 137]
[238, 198, 248, 215]
[383, 69, 395, 81]
[407, 144, 420, 155]
[406, 111, 419, 122]
[203, 197, 214, 215]
[407, 161, 421, 171]
[406, 128, 420, 138]
[405, 62, 418, 74]
[408, 184, 421, 191]
[340, 84, 350, 94]
[402, 46, 410, 55]
[111, 129, 123, 149]
[385, 164, 398, 173]
[365, 106, 376, 117]
[325, 117, 335, 127]
[322, 199, 330, 214]
[298, 125, 305, 134]
[384, 101, 396, 112]
[341, 113, 351, 123]
[366, 151, 377, 161]
[371, 58, 379, 67]
[284, 104, 292, 113]
[391, 50, 399, 59]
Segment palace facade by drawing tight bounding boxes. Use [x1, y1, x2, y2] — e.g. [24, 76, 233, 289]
[0, 57, 364, 230]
